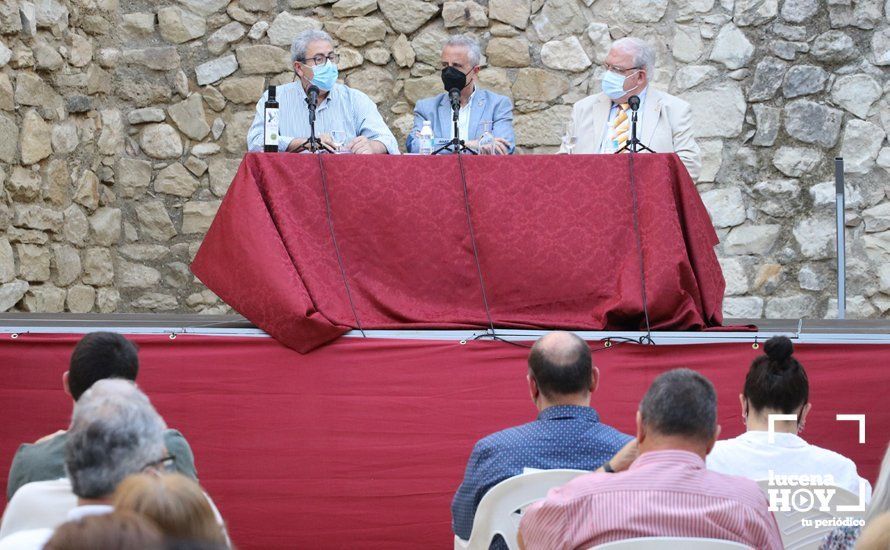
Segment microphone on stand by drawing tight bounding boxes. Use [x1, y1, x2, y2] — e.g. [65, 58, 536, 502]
[294, 85, 331, 153]
[448, 88, 461, 116]
[627, 95, 641, 153]
[628, 95, 641, 112]
[306, 85, 320, 122]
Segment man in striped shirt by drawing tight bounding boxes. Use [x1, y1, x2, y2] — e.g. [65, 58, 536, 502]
[519, 369, 783, 550]
[247, 30, 399, 155]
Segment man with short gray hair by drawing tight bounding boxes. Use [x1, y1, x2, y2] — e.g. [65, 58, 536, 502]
[0, 380, 170, 547]
[407, 34, 515, 154]
[564, 37, 701, 179]
[519, 369, 783, 549]
[247, 29, 398, 154]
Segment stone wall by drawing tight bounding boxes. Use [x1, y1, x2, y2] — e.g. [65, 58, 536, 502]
[0, 0, 888, 319]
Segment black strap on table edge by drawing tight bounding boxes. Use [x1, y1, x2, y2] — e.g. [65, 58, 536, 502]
[317, 154, 366, 337]
[457, 154, 497, 336]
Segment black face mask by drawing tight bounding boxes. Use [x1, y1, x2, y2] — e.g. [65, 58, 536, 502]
[441, 66, 467, 93]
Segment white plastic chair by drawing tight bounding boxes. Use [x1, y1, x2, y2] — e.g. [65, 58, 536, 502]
[453, 469, 589, 550]
[592, 537, 751, 549]
[756, 480, 865, 550]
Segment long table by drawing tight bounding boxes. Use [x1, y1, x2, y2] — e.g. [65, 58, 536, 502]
[191, 153, 726, 352]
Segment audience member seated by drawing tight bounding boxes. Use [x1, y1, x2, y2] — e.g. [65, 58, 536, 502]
[6, 332, 196, 502]
[113, 473, 228, 546]
[452, 331, 632, 548]
[0, 379, 169, 547]
[43, 511, 163, 550]
[518, 368, 784, 550]
[821, 441, 890, 550]
[707, 336, 872, 497]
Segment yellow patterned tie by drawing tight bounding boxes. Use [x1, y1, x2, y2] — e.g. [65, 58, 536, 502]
[610, 103, 630, 152]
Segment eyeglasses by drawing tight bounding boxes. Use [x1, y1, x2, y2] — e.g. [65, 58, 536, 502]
[142, 454, 176, 473]
[603, 63, 642, 75]
[301, 53, 340, 66]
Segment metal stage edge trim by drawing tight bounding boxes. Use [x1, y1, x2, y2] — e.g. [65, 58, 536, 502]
[1, 315, 890, 345]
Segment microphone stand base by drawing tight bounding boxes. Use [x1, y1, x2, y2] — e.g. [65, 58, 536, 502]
[615, 141, 656, 154]
[433, 138, 478, 155]
[291, 137, 335, 154]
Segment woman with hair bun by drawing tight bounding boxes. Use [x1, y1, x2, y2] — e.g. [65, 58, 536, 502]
[707, 336, 871, 497]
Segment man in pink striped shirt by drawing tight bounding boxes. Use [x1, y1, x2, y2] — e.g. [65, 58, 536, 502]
[519, 369, 783, 550]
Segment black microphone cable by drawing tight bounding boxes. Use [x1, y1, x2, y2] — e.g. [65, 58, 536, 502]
[317, 154, 366, 337]
[457, 154, 497, 337]
[626, 151, 654, 346]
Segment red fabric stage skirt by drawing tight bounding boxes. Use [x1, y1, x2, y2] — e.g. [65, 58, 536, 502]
[191, 153, 726, 352]
[1, 335, 886, 549]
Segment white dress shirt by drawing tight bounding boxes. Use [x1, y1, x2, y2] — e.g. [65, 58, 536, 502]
[0, 500, 112, 550]
[0, 478, 76, 539]
[0, 477, 230, 548]
[453, 87, 477, 142]
[707, 431, 872, 499]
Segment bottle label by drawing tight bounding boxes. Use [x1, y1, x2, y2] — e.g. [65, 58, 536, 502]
[264, 107, 279, 147]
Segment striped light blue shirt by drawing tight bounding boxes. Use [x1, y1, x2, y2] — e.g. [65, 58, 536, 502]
[247, 82, 399, 154]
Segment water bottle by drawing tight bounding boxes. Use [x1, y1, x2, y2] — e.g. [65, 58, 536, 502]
[418, 120, 434, 155]
[263, 85, 279, 153]
[478, 121, 496, 155]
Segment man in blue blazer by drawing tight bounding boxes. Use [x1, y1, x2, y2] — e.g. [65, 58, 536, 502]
[406, 35, 515, 155]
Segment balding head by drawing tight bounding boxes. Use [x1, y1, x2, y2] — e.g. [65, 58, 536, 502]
[528, 332, 593, 401]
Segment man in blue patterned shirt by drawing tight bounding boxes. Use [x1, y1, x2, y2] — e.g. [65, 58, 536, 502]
[451, 331, 633, 548]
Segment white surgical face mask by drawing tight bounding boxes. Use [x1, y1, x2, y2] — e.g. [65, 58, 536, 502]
[601, 69, 640, 100]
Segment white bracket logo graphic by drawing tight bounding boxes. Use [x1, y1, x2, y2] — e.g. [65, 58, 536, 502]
[767, 414, 797, 443]
[836, 414, 866, 444]
[767, 413, 868, 513]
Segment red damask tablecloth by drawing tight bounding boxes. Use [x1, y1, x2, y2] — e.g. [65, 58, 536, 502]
[191, 153, 725, 352]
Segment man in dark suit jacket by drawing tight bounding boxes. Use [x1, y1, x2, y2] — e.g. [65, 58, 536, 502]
[6, 332, 197, 501]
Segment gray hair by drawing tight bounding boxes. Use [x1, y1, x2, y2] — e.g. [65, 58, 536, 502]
[866, 442, 890, 524]
[291, 29, 335, 64]
[65, 379, 167, 499]
[445, 34, 482, 67]
[611, 37, 656, 74]
[639, 369, 718, 443]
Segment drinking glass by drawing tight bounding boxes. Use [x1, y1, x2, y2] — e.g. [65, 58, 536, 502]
[330, 130, 346, 153]
[478, 121, 496, 155]
[561, 121, 577, 155]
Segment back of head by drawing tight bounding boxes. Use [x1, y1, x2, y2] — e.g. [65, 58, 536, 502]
[113, 473, 226, 544]
[69, 332, 139, 401]
[743, 336, 809, 414]
[44, 510, 163, 550]
[640, 368, 717, 443]
[65, 379, 166, 499]
[528, 331, 592, 399]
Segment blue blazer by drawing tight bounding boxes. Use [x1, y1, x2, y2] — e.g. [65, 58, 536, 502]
[406, 88, 516, 154]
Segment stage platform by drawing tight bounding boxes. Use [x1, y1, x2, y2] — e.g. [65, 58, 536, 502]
[2, 313, 890, 344]
[1, 315, 888, 549]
